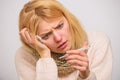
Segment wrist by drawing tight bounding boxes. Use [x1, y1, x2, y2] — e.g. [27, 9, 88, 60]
[39, 51, 51, 58]
[79, 68, 90, 79]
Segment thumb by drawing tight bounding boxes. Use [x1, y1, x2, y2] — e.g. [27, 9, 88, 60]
[81, 41, 89, 53]
[82, 41, 88, 47]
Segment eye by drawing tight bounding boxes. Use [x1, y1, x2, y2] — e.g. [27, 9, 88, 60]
[56, 22, 64, 29]
[41, 32, 52, 40]
[42, 34, 49, 40]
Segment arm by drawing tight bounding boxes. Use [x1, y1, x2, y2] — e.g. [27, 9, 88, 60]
[16, 28, 58, 80]
[36, 58, 58, 80]
[15, 47, 58, 80]
[89, 35, 113, 80]
[76, 32, 113, 80]
[82, 33, 113, 80]
[15, 47, 36, 80]
[66, 42, 97, 80]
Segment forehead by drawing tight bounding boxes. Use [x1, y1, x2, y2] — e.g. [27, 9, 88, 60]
[40, 17, 62, 28]
[38, 17, 66, 33]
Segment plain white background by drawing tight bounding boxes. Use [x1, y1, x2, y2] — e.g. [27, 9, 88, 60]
[0, 0, 120, 80]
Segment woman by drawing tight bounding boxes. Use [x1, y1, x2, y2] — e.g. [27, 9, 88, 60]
[15, 0, 113, 80]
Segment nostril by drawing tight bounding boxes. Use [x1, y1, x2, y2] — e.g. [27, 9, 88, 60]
[55, 36, 62, 43]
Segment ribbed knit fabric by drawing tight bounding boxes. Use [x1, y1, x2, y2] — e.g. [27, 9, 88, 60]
[15, 31, 113, 80]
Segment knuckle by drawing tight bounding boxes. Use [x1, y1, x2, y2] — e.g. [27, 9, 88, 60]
[29, 41, 34, 45]
[82, 67, 87, 71]
[84, 63, 88, 67]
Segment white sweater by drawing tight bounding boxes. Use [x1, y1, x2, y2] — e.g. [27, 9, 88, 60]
[15, 31, 113, 80]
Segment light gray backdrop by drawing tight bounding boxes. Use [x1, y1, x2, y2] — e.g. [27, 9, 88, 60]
[0, 0, 120, 80]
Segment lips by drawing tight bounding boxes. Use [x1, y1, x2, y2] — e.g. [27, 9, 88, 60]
[57, 41, 67, 49]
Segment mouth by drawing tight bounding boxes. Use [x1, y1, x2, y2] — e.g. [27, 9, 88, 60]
[57, 41, 68, 49]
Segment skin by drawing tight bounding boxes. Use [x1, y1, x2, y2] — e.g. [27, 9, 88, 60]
[19, 16, 90, 79]
[37, 17, 72, 53]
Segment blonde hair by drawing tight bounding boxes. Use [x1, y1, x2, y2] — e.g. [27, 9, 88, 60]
[19, 0, 87, 50]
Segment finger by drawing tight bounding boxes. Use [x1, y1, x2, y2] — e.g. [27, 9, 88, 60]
[79, 41, 89, 56]
[82, 41, 88, 47]
[24, 31, 36, 48]
[81, 42, 89, 54]
[66, 54, 88, 62]
[67, 59, 88, 67]
[36, 35, 45, 43]
[19, 27, 27, 33]
[30, 34, 47, 49]
[24, 30, 32, 42]
[19, 28, 28, 42]
[66, 50, 80, 54]
[71, 65, 87, 71]
[66, 50, 87, 57]
[79, 50, 88, 57]
[20, 28, 35, 48]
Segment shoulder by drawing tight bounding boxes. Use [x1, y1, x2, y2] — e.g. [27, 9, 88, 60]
[86, 31, 111, 45]
[15, 46, 35, 63]
[15, 46, 31, 58]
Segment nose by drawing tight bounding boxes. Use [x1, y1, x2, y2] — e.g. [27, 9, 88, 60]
[53, 31, 62, 43]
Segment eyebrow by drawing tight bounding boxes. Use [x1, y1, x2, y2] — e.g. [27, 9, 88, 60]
[53, 20, 63, 29]
[39, 19, 64, 36]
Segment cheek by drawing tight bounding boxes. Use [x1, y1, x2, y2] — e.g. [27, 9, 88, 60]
[62, 26, 71, 37]
[44, 40, 55, 50]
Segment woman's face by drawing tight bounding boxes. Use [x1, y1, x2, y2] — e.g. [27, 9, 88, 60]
[37, 16, 72, 53]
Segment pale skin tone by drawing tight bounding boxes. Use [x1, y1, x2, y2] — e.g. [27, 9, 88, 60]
[19, 16, 90, 79]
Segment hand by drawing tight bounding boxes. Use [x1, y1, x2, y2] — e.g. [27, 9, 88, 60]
[19, 28, 51, 58]
[65, 42, 90, 79]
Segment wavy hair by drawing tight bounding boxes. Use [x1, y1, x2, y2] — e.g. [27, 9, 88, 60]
[19, 0, 87, 50]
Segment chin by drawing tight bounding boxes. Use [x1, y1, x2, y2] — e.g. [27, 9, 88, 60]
[58, 47, 71, 53]
[51, 45, 71, 54]
[53, 51, 66, 54]
[52, 49, 66, 54]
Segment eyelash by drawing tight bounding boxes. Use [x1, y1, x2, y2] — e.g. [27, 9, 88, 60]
[56, 23, 64, 29]
[42, 32, 52, 40]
